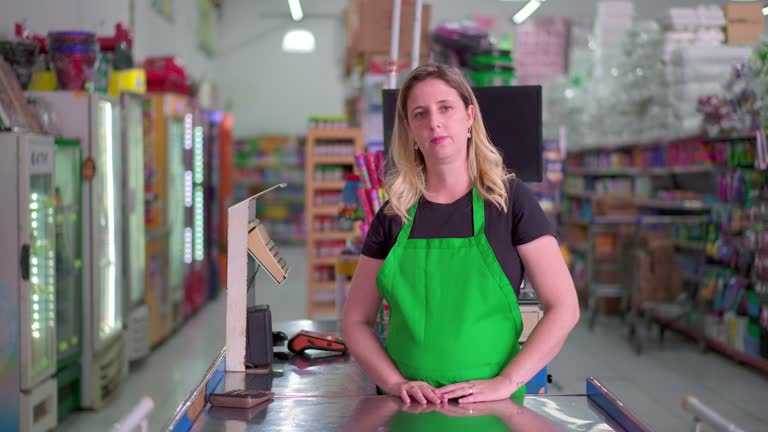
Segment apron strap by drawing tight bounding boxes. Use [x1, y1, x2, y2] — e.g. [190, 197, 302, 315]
[395, 198, 419, 243]
[471, 185, 485, 237]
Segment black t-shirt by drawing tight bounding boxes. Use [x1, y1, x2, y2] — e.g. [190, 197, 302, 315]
[361, 178, 555, 296]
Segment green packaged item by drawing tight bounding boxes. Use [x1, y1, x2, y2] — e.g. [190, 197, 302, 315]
[467, 69, 516, 87]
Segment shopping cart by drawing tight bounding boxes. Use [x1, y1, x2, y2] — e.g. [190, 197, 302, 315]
[624, 215, 710, 354]
[682, 395, 745, 432]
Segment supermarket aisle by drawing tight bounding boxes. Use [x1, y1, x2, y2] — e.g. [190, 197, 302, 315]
[551, 318, 768, 432]
[57, 247, 309, 431]
[58, 246, 768, 431]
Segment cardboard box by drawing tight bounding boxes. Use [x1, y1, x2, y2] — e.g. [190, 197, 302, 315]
[346, 0, 431, 59]
[726, 23, 763, 45]
[724, 2, 764, 22]
[592, 194, 638, 217]
[724, 2, 764, 46]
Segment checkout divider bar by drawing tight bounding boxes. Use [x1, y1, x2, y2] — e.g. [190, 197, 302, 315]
[586, 377, 653, 432]
[164, 349, 227, 431]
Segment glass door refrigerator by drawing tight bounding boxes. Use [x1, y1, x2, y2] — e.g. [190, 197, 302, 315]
[144, 93, 188, 344]
[27, 92, 125, 409]
[121, 93, 148, 364]
[183, 107, 209, 317]
[167, 105, 188, 330]
[0, 133, 58, 432]
[53, 137, 82, 422]
[203, 110, 223, 300]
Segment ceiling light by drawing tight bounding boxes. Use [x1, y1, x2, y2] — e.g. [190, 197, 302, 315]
[282, 29, 315, 53]
[288, 0, 303, 22]
[513, 0, 542, 25]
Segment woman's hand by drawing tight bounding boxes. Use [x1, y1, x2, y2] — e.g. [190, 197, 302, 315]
[386, 380, 446, 405]
[435, 376, 520, 404]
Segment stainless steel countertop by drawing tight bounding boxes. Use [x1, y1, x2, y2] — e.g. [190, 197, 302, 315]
[166, 320, 648, 432]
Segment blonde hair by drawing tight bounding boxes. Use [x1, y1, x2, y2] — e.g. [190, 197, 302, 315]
[384, 63, 511, 223]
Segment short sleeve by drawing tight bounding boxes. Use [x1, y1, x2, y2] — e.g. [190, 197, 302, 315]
[509, 180, 556, 246]
[361, 202, 400, 259]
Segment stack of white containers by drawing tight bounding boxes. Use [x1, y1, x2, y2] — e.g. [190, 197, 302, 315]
[582, 1, 635, 148]
[664, 5, 751, 137]
[514, 17, 569, 86]
[619, 21, 675, 144]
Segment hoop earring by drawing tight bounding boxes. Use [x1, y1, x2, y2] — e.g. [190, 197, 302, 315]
[467, 128, 472, 139]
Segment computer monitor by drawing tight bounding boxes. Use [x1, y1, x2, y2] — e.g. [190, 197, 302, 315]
[382, 86, 543, 182]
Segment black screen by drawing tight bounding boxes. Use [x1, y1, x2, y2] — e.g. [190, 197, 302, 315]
[382, 86, 542, 182]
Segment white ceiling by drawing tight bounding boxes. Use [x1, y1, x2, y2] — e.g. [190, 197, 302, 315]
[230, 0, 748, 21]
[220, 0, 765, 43]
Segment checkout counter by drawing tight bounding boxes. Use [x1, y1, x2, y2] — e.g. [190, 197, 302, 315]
[163, 321, 651, 432]
[164, 186, 652, 431]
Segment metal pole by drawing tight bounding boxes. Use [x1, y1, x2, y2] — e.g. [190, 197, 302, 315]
[388, 0, 402, 89]
[411, 0, 423, 71]
[682, 396, 745, 432]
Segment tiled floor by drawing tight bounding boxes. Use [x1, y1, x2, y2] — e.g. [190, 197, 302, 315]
[58, 247, 768, 431]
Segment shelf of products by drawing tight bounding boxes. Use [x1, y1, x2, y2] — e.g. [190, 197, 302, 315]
[564, 132, 768, 368]
[528, 135, 565, 235]
[233, 135, 305, 244]
[304, 127, 364, 318]
[563, 137, 718, 322]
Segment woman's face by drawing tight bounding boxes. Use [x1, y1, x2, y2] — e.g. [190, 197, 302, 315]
[405, 78, 474, 165]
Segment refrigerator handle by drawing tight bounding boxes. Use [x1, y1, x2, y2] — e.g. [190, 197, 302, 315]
[20, 243, 30, 280]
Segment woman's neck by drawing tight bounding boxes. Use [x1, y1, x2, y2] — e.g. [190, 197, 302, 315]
[423, 162, 472, 204]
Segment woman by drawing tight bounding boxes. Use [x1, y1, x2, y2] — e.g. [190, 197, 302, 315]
[342, 64, 579, 406]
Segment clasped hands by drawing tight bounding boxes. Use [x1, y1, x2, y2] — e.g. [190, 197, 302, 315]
[388, 376, 520, 405]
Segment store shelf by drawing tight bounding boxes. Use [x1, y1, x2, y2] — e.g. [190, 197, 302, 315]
[566, 165, 716, 177]
[635, 199, 710, 211]
[311, 156, 356, 165]
[682, 272, 701, 284]
[310, 256, 339, 265]
[236, 178, 305, 188]
[675, 240, 707, 252]
[702, 134, 757, 142]
[309, 280, 337, 290]
[563, 216, 591, 225]
[245, 160, 302, 169]
[645, 165, 716, 176]
[566, 167, 640, 176]
[650, 313, 768, 373]
[564, 190, 597, 199]
[305, 127, 365, 318]
[312, 230, 357, 240]
[312, 302, 337, 316]
[313, 180, 347, 190]
[312, 205, 340, 216]
[307, 128, 363, 140]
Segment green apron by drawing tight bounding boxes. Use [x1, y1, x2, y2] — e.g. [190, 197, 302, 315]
[377, 186, 526, 400]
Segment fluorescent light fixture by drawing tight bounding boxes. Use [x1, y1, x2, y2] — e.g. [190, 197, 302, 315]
[288, 0, 303, 21]
[513, 0, 542, 24]
[282, 29, 316, 53]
